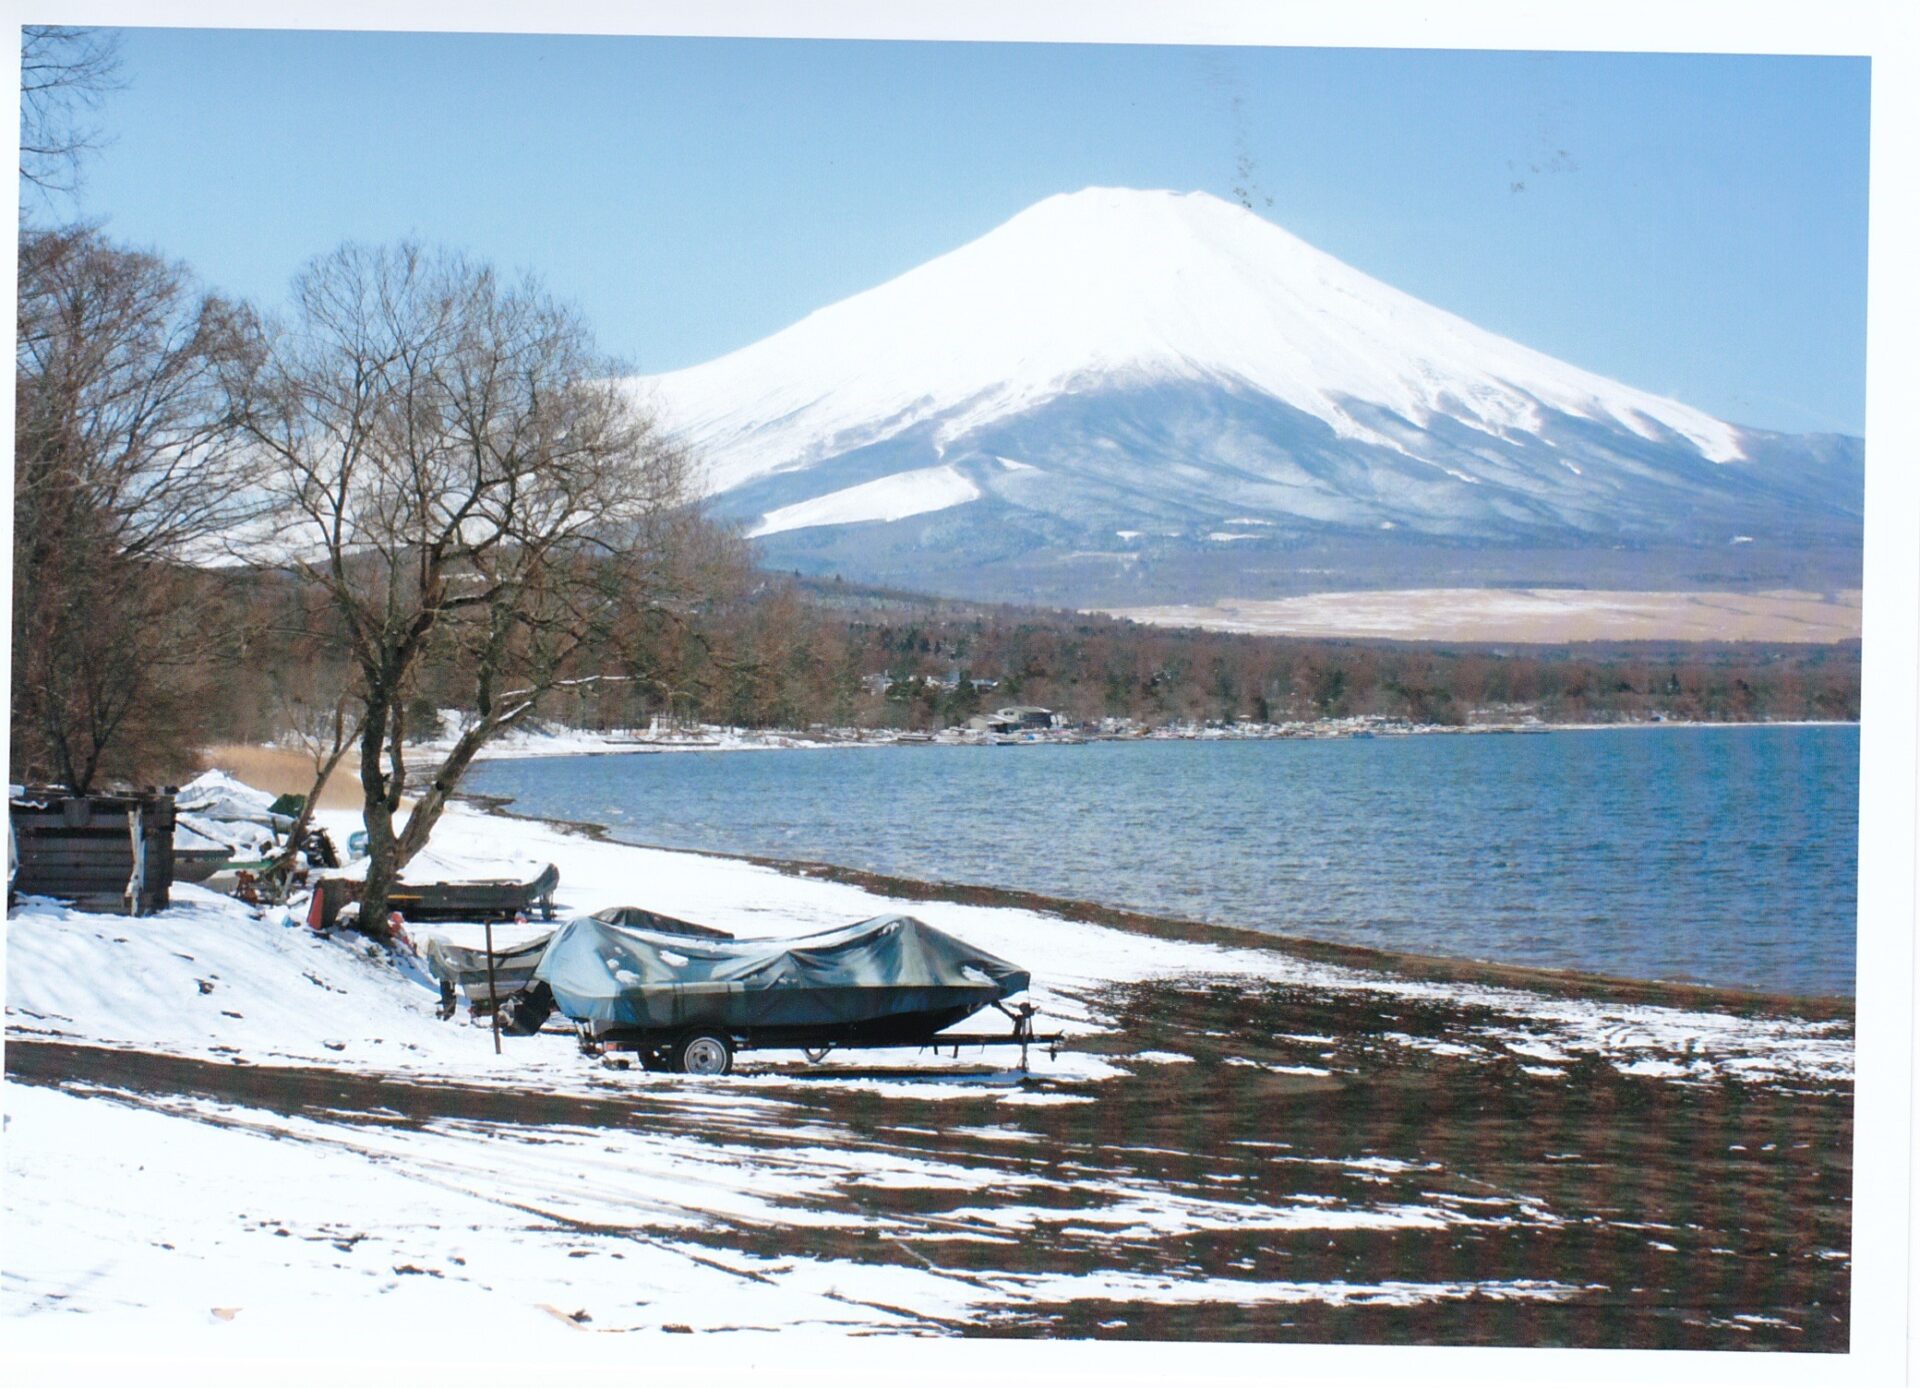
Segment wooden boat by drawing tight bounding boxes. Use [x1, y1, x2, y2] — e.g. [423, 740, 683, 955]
[388, 862, 560, 922]
[306, 862, 561, 930]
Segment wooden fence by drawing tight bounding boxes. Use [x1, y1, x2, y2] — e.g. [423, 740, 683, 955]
[8, 787, 178, 915]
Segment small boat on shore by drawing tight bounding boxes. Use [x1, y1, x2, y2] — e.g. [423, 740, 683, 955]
[390, 863, 561, 922]
[494, 911, 1043, 1074]
[425, 904, 729, 1013]
[307, 863, 562, 930]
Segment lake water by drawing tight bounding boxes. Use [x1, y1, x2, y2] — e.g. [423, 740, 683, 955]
[464, 725, 1860, 997]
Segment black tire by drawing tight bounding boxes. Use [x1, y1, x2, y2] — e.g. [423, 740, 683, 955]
[673, 1030, 733, 1076]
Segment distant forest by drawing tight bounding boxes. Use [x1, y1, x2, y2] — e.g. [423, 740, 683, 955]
[201, 570, 1860, 751]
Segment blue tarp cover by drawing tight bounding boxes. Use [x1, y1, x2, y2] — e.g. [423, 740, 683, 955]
[533, 912, 1030, 1033]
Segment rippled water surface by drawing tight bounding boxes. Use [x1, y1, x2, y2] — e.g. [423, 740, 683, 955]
[465, 726, 1859, 996]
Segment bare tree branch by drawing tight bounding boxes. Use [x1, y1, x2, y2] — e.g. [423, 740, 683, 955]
[19, 26, 123, 197]
[227, 241, 711, 928]
[12, 226, 265, 791]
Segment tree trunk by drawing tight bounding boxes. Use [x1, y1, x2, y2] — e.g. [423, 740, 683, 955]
[268, 733, 354, 904]
[392, 715, 505, 868]
[355, 693, 402, 932]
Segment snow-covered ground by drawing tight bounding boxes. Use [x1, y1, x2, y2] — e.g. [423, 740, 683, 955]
[5, 782, 1853, 1347]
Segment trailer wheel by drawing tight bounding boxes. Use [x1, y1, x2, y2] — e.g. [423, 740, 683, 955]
[674, 1031, 733, 1076]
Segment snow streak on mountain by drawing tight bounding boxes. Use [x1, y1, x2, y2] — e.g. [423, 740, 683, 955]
[632, 188, 1861, 605]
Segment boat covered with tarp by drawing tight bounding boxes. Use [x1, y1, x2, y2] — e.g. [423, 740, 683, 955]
[425, 906, 732, 1013]
[532, 912, 1031, 1059]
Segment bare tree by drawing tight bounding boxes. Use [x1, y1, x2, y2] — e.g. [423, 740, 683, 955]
[19, 25, 122, 196]
[262, 675, 364, 901]
[231, 241, 701, 927]
[12, 225, 260, 790]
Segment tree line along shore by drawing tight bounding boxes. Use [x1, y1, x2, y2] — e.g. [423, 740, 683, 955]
[56, 557, 1861, 792]
[263, 570, 1863, 742]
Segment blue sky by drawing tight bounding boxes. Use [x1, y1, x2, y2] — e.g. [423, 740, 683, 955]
[53, 29, 1870, 436]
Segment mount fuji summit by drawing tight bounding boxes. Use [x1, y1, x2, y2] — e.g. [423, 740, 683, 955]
[633, 188, 1862, 605]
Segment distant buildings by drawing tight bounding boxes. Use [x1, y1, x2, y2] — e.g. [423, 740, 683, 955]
[864, 671, 1001, 696]
[963, 705, 1056, 733]
[862, 669, 1046, 732]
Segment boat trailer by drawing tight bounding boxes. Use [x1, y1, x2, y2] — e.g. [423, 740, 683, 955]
[895, 1001, 1066, 1070]
[579, 1001, 1066, 1074]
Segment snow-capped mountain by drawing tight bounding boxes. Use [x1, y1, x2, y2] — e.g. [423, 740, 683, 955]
[633, 188, 1861, 604]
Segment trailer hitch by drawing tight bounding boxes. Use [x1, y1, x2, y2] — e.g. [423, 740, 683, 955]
[992, 1000, 1052, 1070]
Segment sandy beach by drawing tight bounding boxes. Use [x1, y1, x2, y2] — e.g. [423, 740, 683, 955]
[196, 743, 367, 809]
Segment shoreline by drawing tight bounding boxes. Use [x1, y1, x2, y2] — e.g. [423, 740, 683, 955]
[388, 713, 1863, 766]
[9, 765, 1855, 1345]
[455, 788, 1855, 1022]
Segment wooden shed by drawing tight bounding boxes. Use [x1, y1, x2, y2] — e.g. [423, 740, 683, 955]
[8, 787, 178, 915]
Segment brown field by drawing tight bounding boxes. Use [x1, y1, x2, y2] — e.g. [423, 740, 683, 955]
[197, 743, 371, 810]
[1105, 588, 1863, 644]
